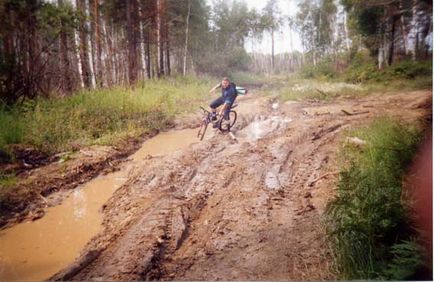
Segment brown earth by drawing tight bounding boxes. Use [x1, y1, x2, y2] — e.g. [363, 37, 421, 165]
[40, 90, 431, 281]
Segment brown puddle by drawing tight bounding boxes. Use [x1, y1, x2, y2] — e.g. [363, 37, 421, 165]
[0, 128, 198, 281]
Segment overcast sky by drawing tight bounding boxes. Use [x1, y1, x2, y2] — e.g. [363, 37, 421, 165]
[208, 0, 303, 54]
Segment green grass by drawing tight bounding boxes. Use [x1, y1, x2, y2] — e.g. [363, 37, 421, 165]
[344, 59, 432, 84]
[0, 75, 213, 157]
[0, 173, 18, 188]
[282, 54, 432, 101]
[262, 61, 431, 102]
[0, 107, 24, 159]
[271, 78, 367, 101]
[326, 118, 426, 280]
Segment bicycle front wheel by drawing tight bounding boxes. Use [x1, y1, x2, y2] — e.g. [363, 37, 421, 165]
[197, 121, 209, 141]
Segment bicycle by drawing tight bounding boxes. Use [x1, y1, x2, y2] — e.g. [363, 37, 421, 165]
[197, 104, 238, 141]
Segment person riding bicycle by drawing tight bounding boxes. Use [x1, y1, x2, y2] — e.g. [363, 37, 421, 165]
[209, 77, 237, 128]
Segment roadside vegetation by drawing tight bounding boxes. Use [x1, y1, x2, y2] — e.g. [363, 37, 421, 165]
[0, 76, 213, 162]
[326, 118, 427, 280]
[264, 55, 432, 102]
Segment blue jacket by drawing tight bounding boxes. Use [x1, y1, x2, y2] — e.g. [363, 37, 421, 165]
[221, 82, 237, 104]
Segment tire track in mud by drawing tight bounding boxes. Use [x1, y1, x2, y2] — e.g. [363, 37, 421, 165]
[51, 91, 431, 281]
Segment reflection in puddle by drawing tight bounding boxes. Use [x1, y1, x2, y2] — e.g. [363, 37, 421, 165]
[72, 189, 87, 219]
[0, 128, 198, 281]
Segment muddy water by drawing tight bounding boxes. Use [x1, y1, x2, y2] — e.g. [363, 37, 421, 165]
[0, 128, 198, 281]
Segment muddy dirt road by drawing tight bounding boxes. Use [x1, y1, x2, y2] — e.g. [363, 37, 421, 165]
[48, 90, 430, 281]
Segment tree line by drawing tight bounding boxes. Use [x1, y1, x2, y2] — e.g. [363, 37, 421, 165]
[251, 0, 432, 73]
[1, 0, 210, 104]
[0, 0, 432, 104]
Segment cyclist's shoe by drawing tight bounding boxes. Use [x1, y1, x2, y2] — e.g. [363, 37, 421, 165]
[212, 121, 219, 128]
[211, 112, 217, 121]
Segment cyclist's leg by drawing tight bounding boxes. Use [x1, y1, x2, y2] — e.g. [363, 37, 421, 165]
[210, 97, 224, 127]
[210, 96, 225, 113]
[210, 96, 225, 121]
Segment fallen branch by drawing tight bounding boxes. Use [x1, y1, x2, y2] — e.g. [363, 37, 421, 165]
[315, 88, 328, 97]
[312, 124, 342, 141]
[341, 109, 370, 116]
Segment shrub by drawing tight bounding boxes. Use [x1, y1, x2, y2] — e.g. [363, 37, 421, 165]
[388, 60, 432, 79]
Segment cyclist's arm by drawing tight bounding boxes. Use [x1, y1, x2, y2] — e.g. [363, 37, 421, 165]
[209, 83, 221, 94]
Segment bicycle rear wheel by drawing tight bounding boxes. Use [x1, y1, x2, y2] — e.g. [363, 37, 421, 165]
[219, 110, 237, 133]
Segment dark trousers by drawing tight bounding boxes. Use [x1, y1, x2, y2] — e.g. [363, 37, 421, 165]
[210, 96, 236, 120]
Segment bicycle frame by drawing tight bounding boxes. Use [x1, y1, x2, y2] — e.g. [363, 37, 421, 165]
[197, 105, 237, 141]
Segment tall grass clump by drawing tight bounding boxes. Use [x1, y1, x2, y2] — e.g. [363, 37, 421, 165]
[326, 118, 425, 280]
[0, 106, 23, 159]
[0, 76, 211, 156]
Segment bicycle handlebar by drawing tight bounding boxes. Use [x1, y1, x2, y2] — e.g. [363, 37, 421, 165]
[200, 106, 210, 114]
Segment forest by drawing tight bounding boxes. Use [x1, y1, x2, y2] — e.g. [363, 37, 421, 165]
[0, 0, 432, 103]
[0, 0, 432, 281]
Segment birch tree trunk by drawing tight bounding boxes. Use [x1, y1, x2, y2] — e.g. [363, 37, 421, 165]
[343, 10, 351, 52]
[58, 0, 72, 93]
[183, 0, 191, 76]
[410, 0, 419, 60]
[94, 0, 103, 86]
[271, 29, 275, 71]
[378, 21, 385, 69]
[101, 18, 111, 86]
[126, 0, 134, 84]
[156, 0, 164, 76]
[85, 0, 96, 88]
[138, 3, 147, 79]
[72, 0, 85, 88]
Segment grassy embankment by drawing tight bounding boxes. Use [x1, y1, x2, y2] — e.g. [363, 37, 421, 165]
[0, 76, 217, 182]
[326, 118, 429, 280]
[263, 57, 432, 101]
